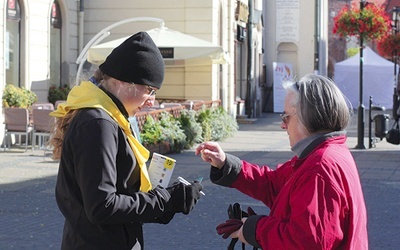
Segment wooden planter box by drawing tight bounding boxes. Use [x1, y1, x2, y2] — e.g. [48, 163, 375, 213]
[145, 142, 171, 156]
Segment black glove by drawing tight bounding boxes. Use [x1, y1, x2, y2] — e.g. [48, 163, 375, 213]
[155, 211, 176, 224]
[166, 181, 203, 215]
[246, 206, 257, 216]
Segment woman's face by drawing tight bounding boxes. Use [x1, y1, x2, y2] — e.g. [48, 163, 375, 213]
[116, 81, 158, 116]
[280, 92, 308, 147]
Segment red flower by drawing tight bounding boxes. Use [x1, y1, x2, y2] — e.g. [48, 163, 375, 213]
[333, 3, 391, 43]
[377, 33, 400, 57]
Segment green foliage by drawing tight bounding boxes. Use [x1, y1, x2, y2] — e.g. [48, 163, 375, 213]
[48, 84, 71, 105]
[158, 112, 187, 152]
[347, 47, 359, 58]
[196, 108, 213, 141]
[2, 84, 37, 108]
[141, 115, 165, 145]
[140, 106, 238, 154]
[196, 106, 238, 141]
[140, 112, 187, 153]
[177, 109, 203, 148]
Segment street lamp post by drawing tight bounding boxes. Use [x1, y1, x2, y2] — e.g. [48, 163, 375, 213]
[390, 7, 400, 121]
[355, 0, 367, 149]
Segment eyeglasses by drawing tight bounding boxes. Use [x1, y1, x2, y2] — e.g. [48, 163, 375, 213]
[295, 81, 300, 90]
[146, 86, 157, 96]
[280, 111, 296, 124]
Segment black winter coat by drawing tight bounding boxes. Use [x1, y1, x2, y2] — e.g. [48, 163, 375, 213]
[56, 107, 172, 250]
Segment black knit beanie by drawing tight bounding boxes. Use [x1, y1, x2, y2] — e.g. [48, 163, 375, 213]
[99, 32, 164, 89]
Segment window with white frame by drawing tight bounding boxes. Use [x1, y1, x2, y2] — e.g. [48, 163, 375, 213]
[50, 0, 62, 87]
[6, 0, 21, 87]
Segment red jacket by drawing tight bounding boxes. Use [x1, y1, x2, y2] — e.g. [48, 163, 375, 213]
[213, 135, 368, 249]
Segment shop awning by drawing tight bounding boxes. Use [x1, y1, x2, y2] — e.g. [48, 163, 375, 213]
[87, 26, 230, 66]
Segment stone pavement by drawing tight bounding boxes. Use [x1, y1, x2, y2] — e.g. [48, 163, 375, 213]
[0, 112, 399, 249]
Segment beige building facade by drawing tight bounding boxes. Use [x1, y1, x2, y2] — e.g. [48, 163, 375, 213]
[1, 0, 328, 146]
[1, 0, 266, 145]
[79, 0, 236, 114]
[262, 0, 329, 112]
[0, 0, 238, 106]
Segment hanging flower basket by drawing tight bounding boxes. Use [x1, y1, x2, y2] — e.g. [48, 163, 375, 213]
[377, 33, 400, 57]
[333, 3, 391, 43]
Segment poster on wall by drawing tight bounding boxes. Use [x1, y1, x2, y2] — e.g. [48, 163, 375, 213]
[273, 62, 294, 112]
[276, 0, 300, 42]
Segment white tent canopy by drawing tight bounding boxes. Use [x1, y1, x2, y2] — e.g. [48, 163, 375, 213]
[334, 47, 398, 109]
[87, 26, 229, 66]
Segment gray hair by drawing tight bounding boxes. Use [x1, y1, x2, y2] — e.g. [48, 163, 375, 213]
[282, 74, 351, 133]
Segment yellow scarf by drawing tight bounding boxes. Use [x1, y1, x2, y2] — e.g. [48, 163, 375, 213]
[50, 81, 152, 192]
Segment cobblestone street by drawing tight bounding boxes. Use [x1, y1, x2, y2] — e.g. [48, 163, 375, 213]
[1, 113, 399, 249]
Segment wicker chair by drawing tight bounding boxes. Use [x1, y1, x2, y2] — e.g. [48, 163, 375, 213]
[3, 108, 33, 151]
[31, 109, 56, 151]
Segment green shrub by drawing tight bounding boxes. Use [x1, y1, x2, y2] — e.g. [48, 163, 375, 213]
[347, 47, 359, 58]
[140, 106, 238, 154]
[140, 111, 187, 153]
[2, 84, 37, 108]
[158, 112, 187, 152]
[197, 106, 238, 141]
[141, 115, 165, 145]
[177, 109, 203, 149]
[48, 84, 71, 105]
[195, 108, 213, 141]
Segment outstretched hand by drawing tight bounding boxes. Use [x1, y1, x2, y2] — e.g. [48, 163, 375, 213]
[195, 142, 226, 169]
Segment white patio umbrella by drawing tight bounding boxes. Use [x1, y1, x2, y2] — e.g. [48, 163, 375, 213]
[87, 26, 230, 66]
